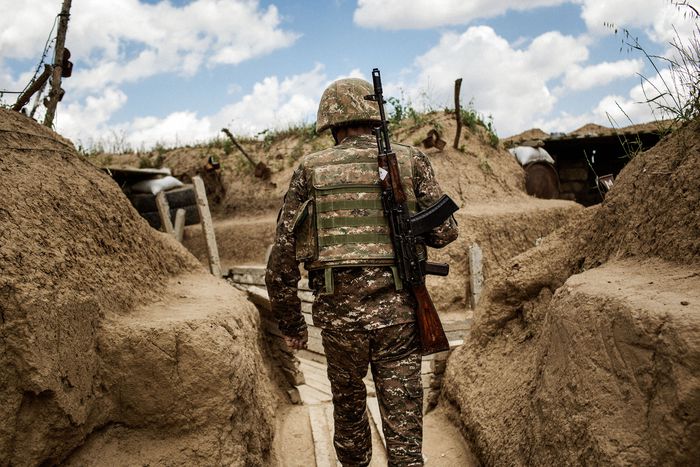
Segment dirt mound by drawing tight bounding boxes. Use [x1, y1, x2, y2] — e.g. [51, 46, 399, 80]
[427, 198, 581, 316]
[64, 273, 277, 466]
[442, 119, 700, 465]
[569, 122, 610, 137]
[95, 110, 526, 217]
[0, 109, 277, 465]
[502, 127, 549, 147]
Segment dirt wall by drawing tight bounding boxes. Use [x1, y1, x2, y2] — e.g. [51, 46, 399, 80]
[442, 119, 700, 465]
[0, 109, 278, 465]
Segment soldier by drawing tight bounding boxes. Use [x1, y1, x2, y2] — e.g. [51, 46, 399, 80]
[265, 77, 458, 466]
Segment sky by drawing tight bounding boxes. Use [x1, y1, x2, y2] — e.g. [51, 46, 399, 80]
[0, 0, 697, 150]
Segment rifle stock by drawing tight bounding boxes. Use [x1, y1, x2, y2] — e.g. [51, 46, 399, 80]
[413, 284, 450, 353]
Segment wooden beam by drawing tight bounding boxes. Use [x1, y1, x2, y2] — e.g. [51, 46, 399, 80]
[453, 78, 463, 149]
[12, 65, 51, 112]
[468, 242, 483, 309]
[308, 405, 334, 467]
[155, 191, 174, 235]
[192, 176, 222, 277]
[173, 208, 185, 242]
[44, 0, 72, 128]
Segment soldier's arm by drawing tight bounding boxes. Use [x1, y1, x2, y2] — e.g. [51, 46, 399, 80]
[413, 149, 459, 248]
[265, 166, 308, 340]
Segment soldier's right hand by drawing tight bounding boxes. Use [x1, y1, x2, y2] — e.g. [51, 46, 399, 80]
[283, 329, 308, 351]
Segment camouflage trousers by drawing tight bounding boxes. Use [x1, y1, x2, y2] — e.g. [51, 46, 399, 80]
[321, 322, 423, 467]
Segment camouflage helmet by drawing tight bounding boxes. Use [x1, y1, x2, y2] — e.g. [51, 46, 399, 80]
[316, 78, 381, 133]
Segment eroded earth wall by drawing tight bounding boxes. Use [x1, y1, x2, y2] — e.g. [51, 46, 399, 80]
[442, 119, 700, 465]
[0, 110, 277, 466]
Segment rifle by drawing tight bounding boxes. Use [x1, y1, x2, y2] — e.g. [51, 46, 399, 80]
[365, 68, 459, 355]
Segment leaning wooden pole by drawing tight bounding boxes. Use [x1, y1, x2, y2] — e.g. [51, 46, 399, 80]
[44, 0, 72, 128]
[453, 78, 463, 149]
[12, 65, 52, 112]
[193, 176, 222, 277]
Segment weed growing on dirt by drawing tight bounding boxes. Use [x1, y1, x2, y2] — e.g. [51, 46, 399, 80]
[206, 137, 234, 155]
[609, 4, 699, 128]
[387, 91, 425, 128]
[458, 100, 499, 148]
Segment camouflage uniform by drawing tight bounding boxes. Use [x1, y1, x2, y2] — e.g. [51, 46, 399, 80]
[265, 79, 458, 467]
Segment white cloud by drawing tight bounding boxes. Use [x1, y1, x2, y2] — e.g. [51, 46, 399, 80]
[535, 67, 682, 133]
[579, 0, 697, 43]
[214, 64, 328, 135]
[56, 87, 128, 145]
[58, 88, 216, 149]
[406, 26, 589, 135]
[595, 67, 684, 124]
[354, 0, 567, 29]
[562, 58, 644, 91]
[54, 65, 337, 149]
[0, 0, 299, 96]
[127, 112, 214, 148]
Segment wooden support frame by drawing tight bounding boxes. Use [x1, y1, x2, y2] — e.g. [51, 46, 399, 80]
[468, 242, 483, 309]
[193, 176, 222, 277]
[453, 78, 463, 149]
[155, 191, 174, 235]
[173, 208, 186, 242]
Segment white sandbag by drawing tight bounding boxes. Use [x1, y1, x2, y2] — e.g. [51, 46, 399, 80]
[130, 175, 183, 195]
[508, 146, 555, 166]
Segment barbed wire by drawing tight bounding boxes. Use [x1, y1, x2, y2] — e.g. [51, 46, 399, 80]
[0, 14, 59, 100]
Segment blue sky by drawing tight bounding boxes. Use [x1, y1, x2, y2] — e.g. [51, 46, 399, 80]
[0, 0, 697, 149]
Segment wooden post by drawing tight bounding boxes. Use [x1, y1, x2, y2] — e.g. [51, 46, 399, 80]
[12, 65, 51, 112]
[155, 191, 174, 235]
[468, 243, 483, 309]
[193, 176, 222, 277]
[173, 208, 186, 243]
[453, 78, 463, 149]
[44, 0, 72, 128]
[308, 405, 334, 467]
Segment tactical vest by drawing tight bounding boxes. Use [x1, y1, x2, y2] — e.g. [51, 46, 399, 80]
[292, 137, 426, 293]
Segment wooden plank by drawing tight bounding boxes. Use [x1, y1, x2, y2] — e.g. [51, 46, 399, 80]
[246, 286, 270, 309]
[298, 384, 332, 405]
[366, 397, 386, 449]
[173, 208, 185, 242]
[155, 191, 174, 235]
[297, 349, 327, 365]
[469, 243, 484, 309]
[308, 404, 334, 467]
[303, 374, 332, 395]
[324, 404, 340, 466]
[281, 366, 306, 386]
[299, 357, 327, 372]
[193, 176, 221, 277]
[307, 335, 325, 355]
[228, 265, 267, 276]
[298, 290, 315, 303]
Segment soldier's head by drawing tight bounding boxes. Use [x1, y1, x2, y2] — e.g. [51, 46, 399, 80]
[316, 78, 380, 143]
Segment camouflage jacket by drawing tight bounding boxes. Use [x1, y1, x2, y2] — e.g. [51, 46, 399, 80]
[265, 134, 458, 337]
